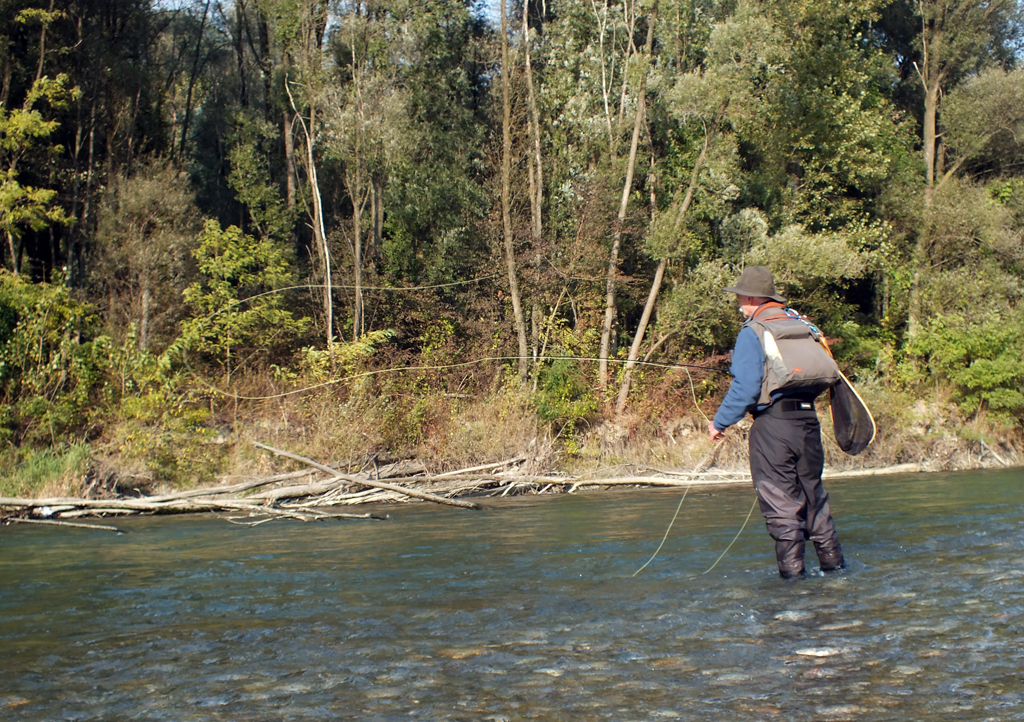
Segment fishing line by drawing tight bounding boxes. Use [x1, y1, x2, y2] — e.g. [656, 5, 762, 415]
[683, 366, 712, 425]
[631, 442, 717, 577]
[697, 496, 758, 576]
[631, 456, 757, 577]
[631, 365, 723, 577]
[181, 353, 729, 402]
[630, 371, 757, 577]
[632, 483, 691, 577]
[174, 280, 729, 401]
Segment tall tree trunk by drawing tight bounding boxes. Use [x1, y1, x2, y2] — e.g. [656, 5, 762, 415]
[922, 75, 940, 208]
[614, 0, 639, 140]
[598, 1, 657, 389]
[907, 77, 940, 341]
[306, 108, 332, 350]
[523, 7, 545, 382]
[592, 0, 616, 152]
[34, 0, 55, 83]
[179, 0, 212, 163]
[78, 110, 96, 280]
[370, 174, 383, 261]
[283, 108, 297, 208]
[288, 75, 333, 351]
[282, 50, 297, 208]
[256, 2, 272, 120]
[523, 8, 543, 244]
[500, 0, 529, 384]
[0, 53, 10, 108]
[6, 231, 17, 274]
[234, 0, 248, 107]
[352, 178, 365, 342]
[910, 17, 944, 342]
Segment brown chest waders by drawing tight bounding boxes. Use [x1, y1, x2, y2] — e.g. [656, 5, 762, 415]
[749, 400, 845, 578]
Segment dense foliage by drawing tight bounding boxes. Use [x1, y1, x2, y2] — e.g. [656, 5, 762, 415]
[0, 0, 1022, 484]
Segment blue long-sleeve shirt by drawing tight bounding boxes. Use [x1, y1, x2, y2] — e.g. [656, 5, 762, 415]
[712, 325, 765, 432]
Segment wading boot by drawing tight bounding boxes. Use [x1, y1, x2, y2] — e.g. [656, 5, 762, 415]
[815, 543, 845, 573]
[779, 564, 806, 580]
[776, 538, 805, 580]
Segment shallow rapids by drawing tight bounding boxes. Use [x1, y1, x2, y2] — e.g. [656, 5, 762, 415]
[2, 469, 1023, 720]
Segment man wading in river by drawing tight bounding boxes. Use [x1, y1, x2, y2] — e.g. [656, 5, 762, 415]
[707, 267, 846, 579]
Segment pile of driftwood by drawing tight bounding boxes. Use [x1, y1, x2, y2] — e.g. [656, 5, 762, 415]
[0, 441, 748, 531]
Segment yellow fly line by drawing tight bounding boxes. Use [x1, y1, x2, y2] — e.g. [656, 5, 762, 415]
[179, 276, 756, 574]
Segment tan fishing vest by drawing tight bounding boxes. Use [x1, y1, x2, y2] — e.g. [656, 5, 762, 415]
[744, 304, 843, 406]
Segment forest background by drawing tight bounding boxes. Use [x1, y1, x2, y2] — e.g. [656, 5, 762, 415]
[1, 0, 1023, 497]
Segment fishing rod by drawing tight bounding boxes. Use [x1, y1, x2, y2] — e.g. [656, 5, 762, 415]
[522, 355, 730, 373]
[181, 353, 730, 402]
[159, 278, 756, 573]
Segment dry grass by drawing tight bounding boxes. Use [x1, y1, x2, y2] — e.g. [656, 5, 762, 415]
[205, 377, 550, 480]
[5, 365, 1021, 501]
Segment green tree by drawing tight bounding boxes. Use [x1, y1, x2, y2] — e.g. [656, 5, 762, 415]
[323, 4, 410, 341]
[905, 0, 1022, 337]
[940, 67, 1024, 182]
[177, 219, 307, 382]
[0, 73, 75, 273]
[227, 111, 297, 243]
[379, 0, 490, 286]
[92, 162, 201, 350]
[0, 269, 106, 444]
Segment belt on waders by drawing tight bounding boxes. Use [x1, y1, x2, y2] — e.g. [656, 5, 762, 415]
[753, 396, 819, 420]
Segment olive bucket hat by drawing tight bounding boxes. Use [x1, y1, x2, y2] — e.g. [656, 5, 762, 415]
[723, 266, 786, 303]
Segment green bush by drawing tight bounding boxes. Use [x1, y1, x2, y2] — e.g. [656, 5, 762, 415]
[98, 332, 226, 488]
[0, 271, 108, 444]
[908, 311, 1024, 421]
[113, 391, 221, 488]
[175, 220, 307, 381]
[535, 359, 598, 443]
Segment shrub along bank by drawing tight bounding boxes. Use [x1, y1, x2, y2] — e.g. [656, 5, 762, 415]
[0, 266, 1018, 500]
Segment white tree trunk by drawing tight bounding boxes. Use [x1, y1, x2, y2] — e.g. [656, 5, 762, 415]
[598, 1, 657, 389]
[500, 0, 529, 384]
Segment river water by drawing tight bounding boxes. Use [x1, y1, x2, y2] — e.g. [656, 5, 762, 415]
[2, 469, 1023, 721]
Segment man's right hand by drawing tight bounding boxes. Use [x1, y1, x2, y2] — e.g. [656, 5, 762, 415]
[708, 422, 724, 441]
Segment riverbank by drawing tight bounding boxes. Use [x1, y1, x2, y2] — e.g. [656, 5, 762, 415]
[1, 407, 1018, 527]
[1, 374, 1020, 517]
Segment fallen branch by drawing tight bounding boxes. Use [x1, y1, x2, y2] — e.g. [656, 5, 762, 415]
[8, 517, 126, 533]
[433, 456, 525, 479]
[251, 478, 347, 502]
[253, 442, 482, 510]
[59, 508, 136, 518]
[983, 442, 1009, 467]
[137, 469, 315, 502]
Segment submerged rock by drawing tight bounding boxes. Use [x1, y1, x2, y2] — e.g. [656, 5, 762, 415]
[774, 610, 814, 621]
[795, 647, 846, 657]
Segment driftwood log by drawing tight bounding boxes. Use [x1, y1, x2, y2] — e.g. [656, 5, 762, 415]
[251, 442, 482, 510]
[0, 440, 749, 530]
